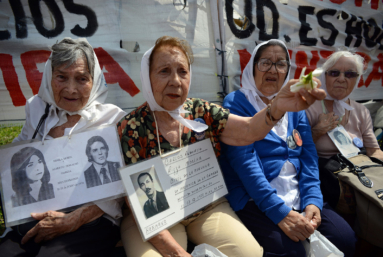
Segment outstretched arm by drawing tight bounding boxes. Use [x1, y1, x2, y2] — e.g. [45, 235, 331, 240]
[220, 78, 326, 146]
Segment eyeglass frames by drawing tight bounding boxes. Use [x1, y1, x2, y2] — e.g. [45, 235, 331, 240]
[256, 58, 289, 74]
[326, 70, 359, 78]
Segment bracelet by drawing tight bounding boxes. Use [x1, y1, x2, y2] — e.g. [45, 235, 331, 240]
[265, 99, 283, 126]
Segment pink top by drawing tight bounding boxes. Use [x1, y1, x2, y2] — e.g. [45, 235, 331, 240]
[306, 100, 379, 159]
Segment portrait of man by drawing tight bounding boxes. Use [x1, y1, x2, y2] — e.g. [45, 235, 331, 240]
[333, 131, 351, 146]
[84, 136, 121, 188]
[137, 172, 169, 219]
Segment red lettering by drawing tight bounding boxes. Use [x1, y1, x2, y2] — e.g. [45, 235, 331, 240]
[371, 0, 379, 10]
[319, 51, 334, 60]
[94, 48, 140, 97]
[294, 51, 320, 79]
[330, 0, 346, 4]
[365, 53, 383, 87]
[355, 52, 371, 88]
[355, 0, 378, 9]
[237, 49, 251, 87]
[355, 0, 362, 7]
[0, 54, 26, 107]
[20, 50, 51, 95]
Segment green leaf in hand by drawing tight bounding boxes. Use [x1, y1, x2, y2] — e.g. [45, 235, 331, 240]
[290, 67, 323, 93]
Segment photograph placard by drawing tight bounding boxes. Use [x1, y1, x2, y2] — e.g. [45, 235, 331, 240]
[0, 125, 125, 227]
[119, 138, 228, 241]
[328, 126, 360, 158]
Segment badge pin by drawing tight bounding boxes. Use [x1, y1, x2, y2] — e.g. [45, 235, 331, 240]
[353, 137, 363, 148]
[292, 129, 302, 147]
[287, 135, 297, 150]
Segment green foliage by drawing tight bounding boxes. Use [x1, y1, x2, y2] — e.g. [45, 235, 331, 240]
[0, 125, 22, 146]
[0, 125, 22, 238]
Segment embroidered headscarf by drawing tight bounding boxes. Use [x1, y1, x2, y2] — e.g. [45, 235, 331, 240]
[140, 46, 208, 132]
[240, 39, 291, 113]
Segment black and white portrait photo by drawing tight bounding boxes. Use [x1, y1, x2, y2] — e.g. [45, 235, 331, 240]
[328, 127, 359, 158]
[84, 136, 121, 188]
[131, 168, 169, 219]
[333, 131, 352, 146]
[10, 147, 55, 207]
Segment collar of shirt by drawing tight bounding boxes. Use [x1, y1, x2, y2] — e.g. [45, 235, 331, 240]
[93, 162, 111, 183]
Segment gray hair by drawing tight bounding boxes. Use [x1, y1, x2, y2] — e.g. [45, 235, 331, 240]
[50, 38, 95, 78]
[322, 51, 364, 77]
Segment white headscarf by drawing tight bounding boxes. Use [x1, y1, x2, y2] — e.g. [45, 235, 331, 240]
[37, 38, 120, 140]
[140, 47, 208, 133]
[240, 39, 291, 113]
[319, 68, 360, 117]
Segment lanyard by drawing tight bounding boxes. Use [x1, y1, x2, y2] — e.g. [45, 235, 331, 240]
[152, 111, 183, 158]
[321, 100, 343, 125]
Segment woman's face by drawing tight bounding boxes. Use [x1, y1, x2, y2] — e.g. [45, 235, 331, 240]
[337, 133, 348, 145]
[26, 155, 45, 181]
[253, 45, 288, 97]
[325, 56, 358, 100]
[150, 46, 190, 111]
[51, 58, 93, 112]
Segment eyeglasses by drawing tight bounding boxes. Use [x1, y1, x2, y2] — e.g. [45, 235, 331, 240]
[326, 70, 359, 78]
[256, 59, 289, 74]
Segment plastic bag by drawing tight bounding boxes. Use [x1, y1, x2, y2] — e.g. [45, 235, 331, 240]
[303, 230, 344, 257]
[191, 244, 228, 257]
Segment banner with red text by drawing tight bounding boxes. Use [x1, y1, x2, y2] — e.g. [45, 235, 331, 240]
[223, 0, 383, 100]
[0, 0, 220, 124]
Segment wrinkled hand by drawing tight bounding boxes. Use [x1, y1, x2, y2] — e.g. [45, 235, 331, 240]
[304, 204, 321, 230]
[273, 78, 326, 117]
[21, 210, 81, 244]
[278, 210, 315, 242]
[315, 113, 339, 134]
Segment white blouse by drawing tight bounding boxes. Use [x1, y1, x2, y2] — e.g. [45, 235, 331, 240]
[13, 95, 127, 225]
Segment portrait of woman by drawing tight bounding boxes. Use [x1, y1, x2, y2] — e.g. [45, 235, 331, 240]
[10, 147, 54, 207]
[333, 130, 351, 146]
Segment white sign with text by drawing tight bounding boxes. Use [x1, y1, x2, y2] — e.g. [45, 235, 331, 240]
[119, 139, 228, 241]
[0, 125, 125, 227]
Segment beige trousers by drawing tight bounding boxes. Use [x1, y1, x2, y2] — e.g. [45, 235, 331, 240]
[120, 198, 263, 257]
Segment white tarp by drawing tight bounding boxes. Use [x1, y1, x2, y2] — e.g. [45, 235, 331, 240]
[0, 0, 220, 124]
[223, 0, 383, 100]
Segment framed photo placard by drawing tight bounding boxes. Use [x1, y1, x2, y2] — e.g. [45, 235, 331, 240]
[119, 138, 228, 241]
[0, 125, 125, 227]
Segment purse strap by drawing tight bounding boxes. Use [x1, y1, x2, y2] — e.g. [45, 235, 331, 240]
[32, 103, 51, 139]
[336, 153, 375, 188]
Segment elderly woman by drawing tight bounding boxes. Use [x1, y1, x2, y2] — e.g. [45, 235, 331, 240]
[219, 40, 357, 256]
[306, 51, 383, 211]
[117, 36, 325, 257]
[306, 51, 383, 160]
[11, 147, 54, 207]
[0, 38, 126, 256]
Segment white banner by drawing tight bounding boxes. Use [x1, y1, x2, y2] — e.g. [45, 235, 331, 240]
[0, 0, 220, 124]
[222, 0, 383, 100]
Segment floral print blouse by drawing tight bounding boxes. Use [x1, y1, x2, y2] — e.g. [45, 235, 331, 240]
[117, 98, 229, 165]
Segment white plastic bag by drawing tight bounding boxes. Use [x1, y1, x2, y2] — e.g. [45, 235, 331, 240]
[303, 230, 344, 257]
[191, 243, 228, 257]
